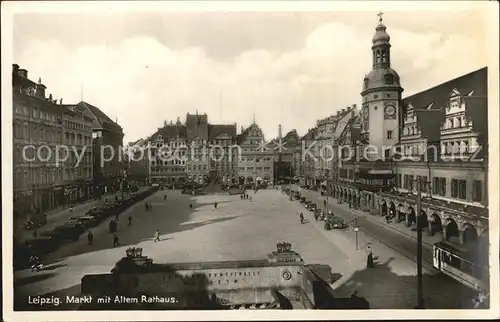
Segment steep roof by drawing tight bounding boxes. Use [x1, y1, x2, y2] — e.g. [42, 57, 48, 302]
[78, 101, 123, 134]
[208, 124, 237, 140]
[149, 124, 187, 142]
[301, 127, 317, 141]
[236, 123, 263, 144]
[403, 67, 487, 142]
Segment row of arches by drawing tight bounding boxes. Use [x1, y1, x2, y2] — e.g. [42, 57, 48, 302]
[379, 200, 480, 246]
[329, 184, 485, 250]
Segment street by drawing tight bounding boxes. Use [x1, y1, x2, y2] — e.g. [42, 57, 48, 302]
[14, 188, 475, 310]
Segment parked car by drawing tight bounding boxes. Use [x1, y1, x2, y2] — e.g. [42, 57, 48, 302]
[324, 217, 347, 230]
[304, 201, 312, 209]
[308, 203, 317, 212]
[24, 213, 48, 230]
[68, 215, 99, 228]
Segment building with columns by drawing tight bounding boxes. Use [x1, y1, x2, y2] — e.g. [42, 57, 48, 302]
[330, 15, 488, 255]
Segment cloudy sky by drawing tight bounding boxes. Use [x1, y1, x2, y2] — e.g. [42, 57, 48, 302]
[11, 2, 495, 143]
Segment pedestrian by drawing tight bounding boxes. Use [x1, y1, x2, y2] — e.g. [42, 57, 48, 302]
[249, 196, 252, 202]
[115, 196, 118, 201]
[87, 230, 94, 245]
[164, 194, 167, 200]
[214, 202, 218, 209]
[154, 230, 160, 243]
[366, 246, 375, 268]
[190, 203, 193, 209]
[149, 202, 152, 211]
[128, 216, 132, 226]
[69, 204, 73, 212]
[105, 198, 108, 204]
[113, 233, 120, 247]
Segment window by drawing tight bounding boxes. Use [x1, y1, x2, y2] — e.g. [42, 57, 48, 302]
[473, 180, 482, 202]
[384, 74, 394, 84]
[386, 130, 393, 139]
[451, 179, 458, 198]
[458, 180, 466, 199]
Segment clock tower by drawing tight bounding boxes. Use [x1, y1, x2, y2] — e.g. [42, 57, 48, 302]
[360, 13, 404, 160]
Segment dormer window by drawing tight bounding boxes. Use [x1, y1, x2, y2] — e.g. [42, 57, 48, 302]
[384, 74, 394, 85]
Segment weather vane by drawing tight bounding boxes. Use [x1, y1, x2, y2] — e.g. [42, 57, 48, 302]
[377, 11, 384, 23]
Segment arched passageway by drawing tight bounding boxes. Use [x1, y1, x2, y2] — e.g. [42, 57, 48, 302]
[445, 218, 460, 244]
[462, 224, 478, 247]
[417, 210, 429, 232]
[430, 213, 443, 236]
[389, 202, 396, 218]
[381, 201, 388, 217]
[397, 204, 405, 223]
[407, 207, 416, 227]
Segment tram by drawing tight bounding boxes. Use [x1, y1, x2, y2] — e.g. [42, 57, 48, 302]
[432, 241, 489, 292]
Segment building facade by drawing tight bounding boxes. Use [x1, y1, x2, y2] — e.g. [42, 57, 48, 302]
[147, 119, 188, 185]
[78, 101, 125, 196]
[208, 124, 238, 184]
[59, 104, 94, 203]
[12, 64, 94, 220]
[237, 123, 274, 185]
[125, 138, 150, 184]
[331, 17, 488, 252]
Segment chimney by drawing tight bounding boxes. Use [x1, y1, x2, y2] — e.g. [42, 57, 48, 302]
[241, 126, 244, 133]
[336, 111, 340, 117]
[13, 64, 19, 74]
[352, 104, 357, 110]
[48, 94, 53, 101]
[342, 108, 346, 114]
[164, 120, 167, 127]
[18, 68, 28, 78]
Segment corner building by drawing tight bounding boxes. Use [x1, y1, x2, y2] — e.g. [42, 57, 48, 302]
[332, 17, 488, 255]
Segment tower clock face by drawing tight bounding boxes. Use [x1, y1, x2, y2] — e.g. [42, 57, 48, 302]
[384, 105, 396, 119]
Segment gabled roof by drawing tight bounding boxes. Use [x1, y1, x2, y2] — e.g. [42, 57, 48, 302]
[78, 101, 123, 134]
[403, 67, 487, 142]
[186, 113, 208, 141]
[301, 127, 317, 141]
[237, 123, 263, 144]
[149, 124, 187, 142]
[208, 124, 237, 140]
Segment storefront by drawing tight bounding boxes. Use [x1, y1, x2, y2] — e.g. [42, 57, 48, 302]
[13, 189, 34, 218]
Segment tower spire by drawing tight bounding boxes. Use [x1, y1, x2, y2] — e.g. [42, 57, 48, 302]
[253, 113, 256, 124]
[377, 11, 384, 23]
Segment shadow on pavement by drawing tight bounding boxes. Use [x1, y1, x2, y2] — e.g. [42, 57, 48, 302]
[42, 193, 243, 264]
[14, 272, 58, 288]
[332, 256, 480, 309]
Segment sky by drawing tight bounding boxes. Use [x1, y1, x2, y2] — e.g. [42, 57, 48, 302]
[11, 3, 494, 144]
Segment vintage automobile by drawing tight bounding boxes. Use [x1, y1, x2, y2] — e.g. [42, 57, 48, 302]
[24, 213, 48, 230]
[293, 192, 301, 200]
[324, 216, 347, 230]
[304, 201, 312, 209]
[79, 243, 370, 310]
[299, 196, 307, 203]
[69, 215, 99, 228]
[308, 203, 317, 212]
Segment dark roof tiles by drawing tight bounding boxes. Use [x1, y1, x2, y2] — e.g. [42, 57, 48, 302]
[403, 67, 487, 142]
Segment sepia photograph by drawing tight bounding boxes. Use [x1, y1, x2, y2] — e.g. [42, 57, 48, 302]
[2, 1, 499, 321]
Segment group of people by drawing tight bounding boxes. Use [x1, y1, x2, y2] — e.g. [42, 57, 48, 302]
[240, 193, 252, 201]
[145, 202, 153, 211]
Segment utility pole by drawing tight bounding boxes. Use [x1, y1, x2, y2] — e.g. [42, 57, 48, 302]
[354, 217, 359, 250]
[415, 176, 430, 309]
